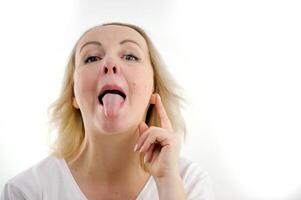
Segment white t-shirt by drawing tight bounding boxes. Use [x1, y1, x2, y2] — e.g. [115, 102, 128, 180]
[1, 155, 214, 200]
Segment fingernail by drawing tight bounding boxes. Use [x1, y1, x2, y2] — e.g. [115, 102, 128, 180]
[134, 144, 138, 152]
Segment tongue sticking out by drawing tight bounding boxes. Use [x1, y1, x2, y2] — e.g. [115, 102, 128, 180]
[102, 93, 125, 118]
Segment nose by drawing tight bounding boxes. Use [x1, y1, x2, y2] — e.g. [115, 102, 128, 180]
[101, 55, 121, 75]
[103, 63, 119, 75]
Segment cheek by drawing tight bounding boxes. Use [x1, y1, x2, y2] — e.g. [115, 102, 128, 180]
[130, 67, 154, 94]
[131, 82, 143, 96]
[73, 69, 98, 98]
[130, 76, 154, 101]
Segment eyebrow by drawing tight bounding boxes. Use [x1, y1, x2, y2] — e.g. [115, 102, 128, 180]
[79, 39, 142, 53]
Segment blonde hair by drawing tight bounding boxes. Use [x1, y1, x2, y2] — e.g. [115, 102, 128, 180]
[47, 22, 187, 161]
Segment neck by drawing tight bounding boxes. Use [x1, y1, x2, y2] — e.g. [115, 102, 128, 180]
[66, 126, 149, 185]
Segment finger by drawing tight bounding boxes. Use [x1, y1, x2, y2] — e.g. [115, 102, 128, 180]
[149, 93, 156, 104]
[154, 94, 173, 131]
[139, 131, 171, 154]
[143, 144, 160, 173]
[134, 122, 149, 152]
[135, 126, 159, 152]
[151, 143, 161, 163]
[139, 121, 148, 136]
[144, 143, 155, 163]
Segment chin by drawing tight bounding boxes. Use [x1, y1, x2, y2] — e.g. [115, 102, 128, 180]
[98, 120, 136, 136]
[93, 106, 141, 135]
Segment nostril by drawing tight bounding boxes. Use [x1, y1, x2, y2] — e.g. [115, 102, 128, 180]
[113, 66, 116, 73]
[104, 68, 108, 73]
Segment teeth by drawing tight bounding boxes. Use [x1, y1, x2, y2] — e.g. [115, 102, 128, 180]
[98, 90, 126, 105]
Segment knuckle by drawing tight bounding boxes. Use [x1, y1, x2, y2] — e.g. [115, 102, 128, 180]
[149, 126, 156, 130]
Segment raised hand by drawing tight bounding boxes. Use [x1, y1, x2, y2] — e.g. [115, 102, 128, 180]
[134, 93, 182, 178]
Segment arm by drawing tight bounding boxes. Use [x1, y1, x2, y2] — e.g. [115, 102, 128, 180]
[135, 93, 186, 199]
[155, 174, 186, 200]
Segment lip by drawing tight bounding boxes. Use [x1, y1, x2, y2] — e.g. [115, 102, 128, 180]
[98, 84, 127, 101]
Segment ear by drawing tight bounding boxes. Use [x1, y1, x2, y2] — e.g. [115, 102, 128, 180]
[72, 97, 79, 109]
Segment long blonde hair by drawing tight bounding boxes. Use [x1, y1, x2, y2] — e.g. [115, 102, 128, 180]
[47, 22, 187, 160]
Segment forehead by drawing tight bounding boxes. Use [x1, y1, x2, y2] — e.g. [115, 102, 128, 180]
[76, 25, 149, 53]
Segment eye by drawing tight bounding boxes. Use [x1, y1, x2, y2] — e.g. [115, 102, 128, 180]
[84, 56, 101, 64]
[123, 54, 139, 61]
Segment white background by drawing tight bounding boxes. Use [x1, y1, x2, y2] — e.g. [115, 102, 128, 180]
[0, 0, 301, 199]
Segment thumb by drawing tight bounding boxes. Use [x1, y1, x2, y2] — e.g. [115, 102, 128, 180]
[138, 121, 149, 136]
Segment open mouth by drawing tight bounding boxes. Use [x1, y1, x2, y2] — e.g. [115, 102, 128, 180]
[98, 89, 126, 105]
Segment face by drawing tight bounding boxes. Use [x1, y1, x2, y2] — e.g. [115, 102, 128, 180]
[73, 25, 154, 135]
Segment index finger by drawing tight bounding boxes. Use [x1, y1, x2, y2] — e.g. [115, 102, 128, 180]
[150, 93, 173, 131]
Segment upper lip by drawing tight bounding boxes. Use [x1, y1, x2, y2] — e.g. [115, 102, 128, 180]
[98, 84, 126, 102]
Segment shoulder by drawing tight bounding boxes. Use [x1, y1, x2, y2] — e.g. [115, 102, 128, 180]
[1, 155, 60, 200]
[178, 157, 215, 200]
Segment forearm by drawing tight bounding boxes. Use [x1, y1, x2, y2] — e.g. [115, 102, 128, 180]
[155, 174, 186, 200]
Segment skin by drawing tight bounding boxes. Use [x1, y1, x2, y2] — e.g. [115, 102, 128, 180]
[69, 25, 186, 200]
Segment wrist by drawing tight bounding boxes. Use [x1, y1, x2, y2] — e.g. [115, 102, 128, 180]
[155, 172, 181, 185]
[155, 173, 186, 200]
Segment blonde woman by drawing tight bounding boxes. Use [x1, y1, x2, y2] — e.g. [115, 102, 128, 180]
[1, 22, 214, 200]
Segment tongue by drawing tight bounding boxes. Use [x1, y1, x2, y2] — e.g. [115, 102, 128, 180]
[102, 93, 125, 118]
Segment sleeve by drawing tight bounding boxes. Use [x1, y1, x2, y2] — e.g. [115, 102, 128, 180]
[0, 183, 29, 200]
[183, 163, 215, 200]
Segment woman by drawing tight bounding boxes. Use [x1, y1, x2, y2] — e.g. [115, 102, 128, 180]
[1, 22, 214, 200]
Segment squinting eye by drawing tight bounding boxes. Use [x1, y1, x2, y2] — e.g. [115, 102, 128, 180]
[84, 56, 101, 64]
[123, 54, 139, 61]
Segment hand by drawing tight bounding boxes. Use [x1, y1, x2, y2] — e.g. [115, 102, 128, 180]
[134, 93, 183, 179]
